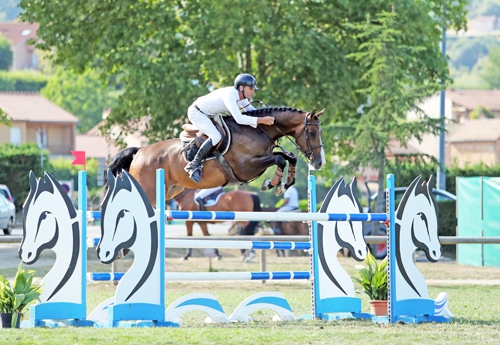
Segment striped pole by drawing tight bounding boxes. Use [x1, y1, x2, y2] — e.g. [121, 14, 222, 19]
[166, 211, 388, 222]
[87, 238, 311, 250]
[87, 210, 388, 223]
[88, 271, 311, 282]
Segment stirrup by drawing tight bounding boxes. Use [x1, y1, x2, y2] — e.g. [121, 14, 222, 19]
[189, 167, 203, 183]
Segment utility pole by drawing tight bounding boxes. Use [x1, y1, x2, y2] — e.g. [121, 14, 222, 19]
[437, 26, 447, 191]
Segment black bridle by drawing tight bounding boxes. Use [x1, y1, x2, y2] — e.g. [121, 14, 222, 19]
[259, 112, 323, 162]
[295, 116, 323, 161]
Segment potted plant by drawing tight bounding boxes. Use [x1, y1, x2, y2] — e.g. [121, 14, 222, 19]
[352, 251, 388, 316]
[0, 263, 43, 328]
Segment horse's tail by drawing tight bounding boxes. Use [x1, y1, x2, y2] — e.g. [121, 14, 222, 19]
[103, 147, 140, 191]
[240, 193, 261, 235]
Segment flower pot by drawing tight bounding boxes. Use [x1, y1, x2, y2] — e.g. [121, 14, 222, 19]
[369, 300, 388, 316]
[0, 313, 22, 328]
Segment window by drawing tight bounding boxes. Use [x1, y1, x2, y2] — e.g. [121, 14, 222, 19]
[10, 127, 21, 145]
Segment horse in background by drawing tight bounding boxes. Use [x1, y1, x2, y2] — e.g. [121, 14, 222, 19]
[173, 188, 262, 260]
[259, 206, 309, 257]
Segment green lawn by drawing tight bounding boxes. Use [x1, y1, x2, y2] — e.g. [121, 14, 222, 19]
[2, 252, 500, 344]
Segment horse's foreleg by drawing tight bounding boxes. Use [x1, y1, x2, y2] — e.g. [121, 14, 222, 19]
[273, 152, 297, 191]
[200, 223, 210, 236]
[259, 154, 287, 195]
[200, 223, 221, 259]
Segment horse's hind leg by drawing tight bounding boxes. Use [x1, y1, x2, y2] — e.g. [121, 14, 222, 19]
[183, 248, 192, 260]
[183, 221, 195, 260]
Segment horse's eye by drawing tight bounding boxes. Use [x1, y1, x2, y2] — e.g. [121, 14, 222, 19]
[417, 212, 427, 221]
[310, 130, 317, 137]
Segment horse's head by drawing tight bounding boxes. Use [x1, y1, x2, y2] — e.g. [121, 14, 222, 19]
[396, 175, 441, 262]
[97, 169, 155, 264]
[294, 108, 326, 170]
[321, 177, 367, 261]
[19, 171, 77, 264]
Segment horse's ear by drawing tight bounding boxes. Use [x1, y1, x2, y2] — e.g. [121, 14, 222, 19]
[315, 108, 326, 119]
[307, 109, 316, 119]
[29, 171, 37, 191]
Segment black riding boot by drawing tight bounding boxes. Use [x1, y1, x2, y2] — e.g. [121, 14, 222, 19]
[185, 139, 214, 183]
[196, 197, 206, 211]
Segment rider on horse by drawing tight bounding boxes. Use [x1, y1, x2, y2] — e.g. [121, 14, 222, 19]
[184, 73, 275, 182]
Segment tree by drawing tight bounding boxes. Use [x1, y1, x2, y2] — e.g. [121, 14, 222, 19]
[0, 33, 12, 70]
[20, 0, 467, 195]
[40, 68, 117, 133]
[481, 46, 500, 89]
[0, 108, 8, 125]
[19, 0, 365, 141]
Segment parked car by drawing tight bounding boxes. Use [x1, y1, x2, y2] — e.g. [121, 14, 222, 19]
[370, 187, 457, 203]
[0, 184, 14, 203]
[0, 193, 15, 235]
[363, 182, 456, 259]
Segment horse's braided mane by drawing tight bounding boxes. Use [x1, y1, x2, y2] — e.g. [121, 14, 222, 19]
[242, 107, 304, 117]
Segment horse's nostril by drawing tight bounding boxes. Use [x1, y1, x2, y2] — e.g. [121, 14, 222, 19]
[106, 251, 110, 257]
[28, 252, 32, 259]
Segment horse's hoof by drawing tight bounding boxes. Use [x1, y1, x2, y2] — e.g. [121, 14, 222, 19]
[181, 256, 189, 261]
[216, 255, 222, 261]
[245, 252, 256, 263]
[260, 180, 271, 191]
[275, 184, 284, 196]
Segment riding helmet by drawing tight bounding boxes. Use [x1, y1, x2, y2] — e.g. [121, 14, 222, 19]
[234, 73, 258, 90]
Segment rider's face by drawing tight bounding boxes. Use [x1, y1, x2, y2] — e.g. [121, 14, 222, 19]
[239, 86, 255, 99]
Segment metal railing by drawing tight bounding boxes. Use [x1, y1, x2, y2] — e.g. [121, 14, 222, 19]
[3, 235, 500, 245]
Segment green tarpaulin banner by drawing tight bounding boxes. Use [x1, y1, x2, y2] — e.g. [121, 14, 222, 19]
[457, 177, 500, 267]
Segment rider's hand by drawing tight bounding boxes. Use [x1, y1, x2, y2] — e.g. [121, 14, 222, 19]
[258, 116, 275, 125]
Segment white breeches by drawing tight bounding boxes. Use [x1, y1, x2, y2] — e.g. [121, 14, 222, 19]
[187, 105, 222, 145]
[277, 205, 299, 212]
[194, 187, 223, 200]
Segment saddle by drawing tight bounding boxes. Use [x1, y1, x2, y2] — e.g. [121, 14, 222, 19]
[180, 117, 231, 162]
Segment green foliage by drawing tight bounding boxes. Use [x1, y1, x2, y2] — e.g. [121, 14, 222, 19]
[45, 157, 101, 209]
[19, 0, 468, 152]
[0, 33, 12, 70]
[481, 46, 500, 89]
[41, 68, 117, 133]
[438, 200, 456, 254]
[353, 251, 388, 301]
[0, 70, 49, 91]
[0, 143, 48, 210]
[0, 107, 9, 125]
[386, 156, 438, 187]
[0, 263, 42, 328]
[447, 36, 500, 89]
[333, 6, 463, 213]
[446, 162, 500, 195]
[469, 105, 494, 119]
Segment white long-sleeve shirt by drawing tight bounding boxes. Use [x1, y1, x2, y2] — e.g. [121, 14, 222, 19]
[194, 87, 258, 127]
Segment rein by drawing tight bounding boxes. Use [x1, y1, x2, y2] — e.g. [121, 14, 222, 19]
[259, 112, 323, 161]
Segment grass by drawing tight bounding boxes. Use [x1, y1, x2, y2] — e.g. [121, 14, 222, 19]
[2, 250, 500, 344]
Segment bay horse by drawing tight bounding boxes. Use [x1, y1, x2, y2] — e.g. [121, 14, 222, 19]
[106, 107, 325, 205]
[173, 188, 261, 260]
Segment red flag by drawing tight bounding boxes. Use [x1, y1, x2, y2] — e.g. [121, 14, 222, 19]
[71, 150, 86, 169]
